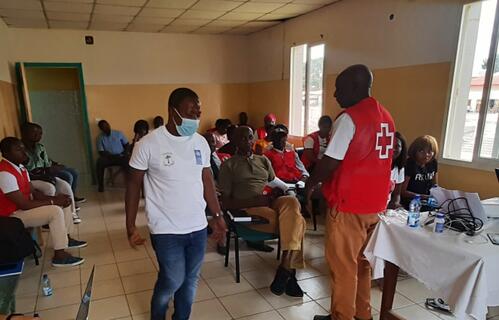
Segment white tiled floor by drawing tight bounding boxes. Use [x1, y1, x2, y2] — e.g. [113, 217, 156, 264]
[14, 189, 499, 320]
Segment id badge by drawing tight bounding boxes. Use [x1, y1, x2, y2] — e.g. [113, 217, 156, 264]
[194, 150, 202, 165]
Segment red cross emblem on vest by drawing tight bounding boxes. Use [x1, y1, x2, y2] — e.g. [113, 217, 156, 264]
[375, 123, 394, 159]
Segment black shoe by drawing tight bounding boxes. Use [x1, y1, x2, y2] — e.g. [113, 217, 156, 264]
[74, 197, 86, 204]
[313, 315, 331, 320]
[285, 270, 304, 297]
[98, 185, 104, 192]
[216, 244, 226, 255]
[52, 255, 84, 267]
[270, 266, 291, 296]
[68, 238, 87, 249]
[247, 241, 274, 252]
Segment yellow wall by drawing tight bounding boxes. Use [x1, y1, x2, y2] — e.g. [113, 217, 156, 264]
[85, 83, 249, 142]
[0, 80, 19, 140]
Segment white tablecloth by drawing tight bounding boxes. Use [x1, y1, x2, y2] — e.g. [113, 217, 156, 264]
[364, 213, 499, 320]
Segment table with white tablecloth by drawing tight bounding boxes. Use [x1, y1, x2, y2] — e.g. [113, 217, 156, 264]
[364, 212, 499, 320]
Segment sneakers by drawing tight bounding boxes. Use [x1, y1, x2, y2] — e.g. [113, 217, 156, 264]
[285, 270, 304, 297]
[74, 196, 86, 204]
[52, 255, 85, 267]
[72, 213, 81, 224]
[68, 238, 87, 249]
[270, 266, 292, 296]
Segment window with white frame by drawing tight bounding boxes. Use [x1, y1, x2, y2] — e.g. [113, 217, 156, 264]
[289, 43, 325, 136]
[444, 0, 499, 163]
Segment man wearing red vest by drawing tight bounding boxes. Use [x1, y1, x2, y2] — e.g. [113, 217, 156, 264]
[0, 137, 86, 267]
[265, 124, 309, 183]
[301, 115, 333, 171]
[306, 65, 395, 320]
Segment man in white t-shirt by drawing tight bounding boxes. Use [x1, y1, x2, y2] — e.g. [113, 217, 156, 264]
[125, 88, 226, 320]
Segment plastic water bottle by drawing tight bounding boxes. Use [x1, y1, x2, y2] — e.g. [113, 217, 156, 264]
[434, 211, 445, 233]
[41, 274, 53, 296]
[407, 195, 421, 228]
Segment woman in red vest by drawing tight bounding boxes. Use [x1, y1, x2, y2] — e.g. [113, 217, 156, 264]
[306, 65, 395, 320]
[0, 137, 86, 267]
[301, 115, 333, 171]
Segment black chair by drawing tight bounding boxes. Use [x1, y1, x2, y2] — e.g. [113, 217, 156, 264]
[223, 211, 280, 283]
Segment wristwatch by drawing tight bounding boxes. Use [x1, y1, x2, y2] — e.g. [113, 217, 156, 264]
[212, 212, 222, 219]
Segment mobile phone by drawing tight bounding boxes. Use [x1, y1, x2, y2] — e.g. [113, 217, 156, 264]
[487, 233, 499, 245]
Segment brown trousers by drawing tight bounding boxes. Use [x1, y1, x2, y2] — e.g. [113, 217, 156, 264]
[246, 196, 306, 269]
[326, 207, 379, 320]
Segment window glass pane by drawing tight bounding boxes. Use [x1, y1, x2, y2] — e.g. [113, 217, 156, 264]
[444, 0, 497, 161]
[480, 43, 499, 159]
[289, 44, 307, 136]
[306, 44, 325, 135]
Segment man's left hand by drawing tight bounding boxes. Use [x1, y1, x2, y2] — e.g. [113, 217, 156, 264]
[210, 217, 227, 243]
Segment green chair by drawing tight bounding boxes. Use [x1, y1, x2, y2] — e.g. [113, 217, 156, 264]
[224, 212, 280, 283]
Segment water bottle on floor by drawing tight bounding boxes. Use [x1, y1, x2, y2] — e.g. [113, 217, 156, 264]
[41, 274, 53, 296]
[407, 195, 421, 228]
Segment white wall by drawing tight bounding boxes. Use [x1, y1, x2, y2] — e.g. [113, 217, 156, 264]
[7, 28, 249, 85]
[0, 19, 10, 82]
[248, 0, 464, 82]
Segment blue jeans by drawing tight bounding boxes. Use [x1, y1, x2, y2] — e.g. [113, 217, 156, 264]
[56, 167, 79, 193]
[150, 228, 207, 320]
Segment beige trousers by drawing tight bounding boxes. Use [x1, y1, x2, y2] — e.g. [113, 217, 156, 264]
[12, 205, 72, 250]
[31, 178, 76, 214]
[245, 196, 306, 269]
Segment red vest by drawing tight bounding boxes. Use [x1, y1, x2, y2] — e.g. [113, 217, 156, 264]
[322, 97, 395, 214]
[265, 148, 302, 182]
[256, 127, 267, 140]
[0, 160, 31, 217]
[301, 131, 331, 169]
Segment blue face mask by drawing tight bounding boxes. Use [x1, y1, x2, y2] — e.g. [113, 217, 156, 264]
[173, 108, 200, 136]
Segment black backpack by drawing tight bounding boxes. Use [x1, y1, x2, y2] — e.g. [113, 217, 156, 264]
[0, 217, 36, 264]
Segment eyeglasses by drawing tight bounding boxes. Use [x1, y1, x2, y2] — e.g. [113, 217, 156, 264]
[418, 149, 435, 156]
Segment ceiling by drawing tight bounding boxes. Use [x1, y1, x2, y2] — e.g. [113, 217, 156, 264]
[0, 0, 339, 35]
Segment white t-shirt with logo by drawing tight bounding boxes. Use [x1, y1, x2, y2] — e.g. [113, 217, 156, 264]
[129, 126, 211, 234]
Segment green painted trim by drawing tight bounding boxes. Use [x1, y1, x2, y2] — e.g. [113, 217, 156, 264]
[15, 62, 96, 184]
[14, 62, 27, 123]
[75, 63, 97, 184]
[22, 62, 82, 68]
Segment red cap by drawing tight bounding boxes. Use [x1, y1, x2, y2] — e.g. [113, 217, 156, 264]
[264, 113, 276, 122]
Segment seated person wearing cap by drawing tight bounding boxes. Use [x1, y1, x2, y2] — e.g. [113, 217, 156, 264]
[256, 113, 276, 140]
[219, 126, 306, 297]
[0, 137, 86, 267]
[265, 124, 309, 184]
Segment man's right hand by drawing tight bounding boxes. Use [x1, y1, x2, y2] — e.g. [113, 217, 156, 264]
[52, 194, 71, 208]
[127, 226, 146, 248]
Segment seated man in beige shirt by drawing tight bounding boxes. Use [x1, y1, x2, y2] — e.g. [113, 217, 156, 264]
[218, 126, 306, 297]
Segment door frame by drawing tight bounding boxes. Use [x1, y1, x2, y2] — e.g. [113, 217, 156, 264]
[15, 62, 95, 183]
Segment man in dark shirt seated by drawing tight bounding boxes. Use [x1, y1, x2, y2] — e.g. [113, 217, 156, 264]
[96, 120, 129, 192]
[219, 126, 306, 297]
